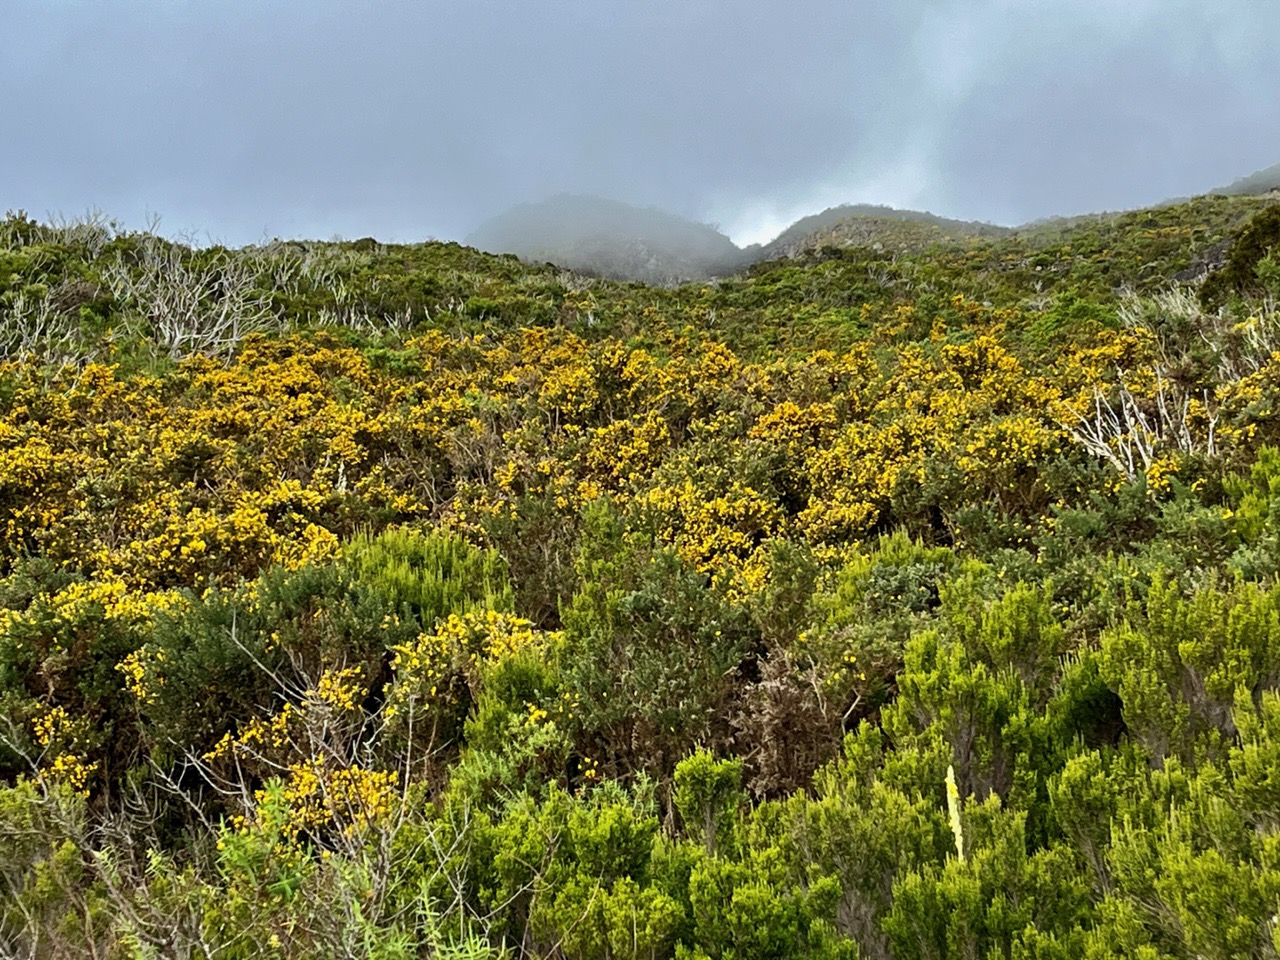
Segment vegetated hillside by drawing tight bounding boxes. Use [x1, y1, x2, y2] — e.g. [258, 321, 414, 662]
[1214, 159, 1280, 196]
[468, 196, 1013, 282]
[467, 164, 1280, 288]
[467, 193, 752, 284]
[3, 193, 1280, 958]
[761, 203, 1012, 259]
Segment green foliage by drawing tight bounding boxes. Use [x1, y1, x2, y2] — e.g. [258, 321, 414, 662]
[132, 530, 513, 766]
[885, 799, 1091, 960]
[1200, 205, 1280, 310]
[1025, 289, 1119, 351]
[882, 577, 1069, 834]
[0, 780, 102, 957]
[1097, 575, 1280, 763]
[343, 526, 514, 625]
[6, 198, 1280, 956]
[673, 750, 744, 857]
[449, 648, 572, 806]
[798, 535, 959, 731]
[1225, 446, 1280, 578]
[560, 504, 759, 780]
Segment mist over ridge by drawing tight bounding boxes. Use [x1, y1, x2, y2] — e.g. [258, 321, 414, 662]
[466, 194, 754, 285]
[463, 159, 1280, 284]
[7, 3, 1280, 251]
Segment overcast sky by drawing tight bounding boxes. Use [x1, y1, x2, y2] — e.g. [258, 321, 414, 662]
[4, 0, 1280, 247]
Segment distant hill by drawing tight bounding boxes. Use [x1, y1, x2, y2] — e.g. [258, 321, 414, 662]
[466, 194, 752, 285]
[1214, 161, 1280, 197]
[468, 196, 1019, 282]
[761, 204, 1011, 260]
[467, 177, 1277, 285]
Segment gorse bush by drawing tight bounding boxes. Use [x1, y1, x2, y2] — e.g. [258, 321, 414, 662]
[3, 199, 1280, 957]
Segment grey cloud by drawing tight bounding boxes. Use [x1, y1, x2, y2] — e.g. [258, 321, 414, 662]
[3, 0, 1279, 247]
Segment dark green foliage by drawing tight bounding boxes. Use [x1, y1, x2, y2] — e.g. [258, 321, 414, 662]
[1200, 205, 1280, 310]
[129, 529, 513, 763]
[560, 504, 759, 781]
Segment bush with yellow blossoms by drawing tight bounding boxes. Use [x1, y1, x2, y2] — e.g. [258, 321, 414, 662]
[4, 200, 1280, 958]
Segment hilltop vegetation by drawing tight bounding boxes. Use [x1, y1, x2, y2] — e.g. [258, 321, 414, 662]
[1214, 160, 1280, 197]
[465, 188, 1280, 290]
[757, 204, 1010, 260]
[3, 192, 1280, 958]
[464, 195, 1012, 283]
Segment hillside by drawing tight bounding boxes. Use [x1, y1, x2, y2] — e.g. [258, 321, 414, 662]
[3, 192, 1280, 958]
[1214, 159, 1280, 196]
[467, 193, 752, 284]
[467, 196, 1016, 283]
[760, 203, 1012, 259]
[463, 188, 1269, 289]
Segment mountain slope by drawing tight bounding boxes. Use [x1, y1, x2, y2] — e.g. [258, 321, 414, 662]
[467, 196, 1017, 282]
[761, 204, 1011, 260]
[1214, 160, 1280, 197]
[466, 194, 751, 284]
[7, 195, 1280, 956]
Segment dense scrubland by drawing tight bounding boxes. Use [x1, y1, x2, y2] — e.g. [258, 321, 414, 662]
[2, 193, 1280, 958]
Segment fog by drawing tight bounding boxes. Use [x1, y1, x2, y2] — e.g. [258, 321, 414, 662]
[4, 0, 1279, 248]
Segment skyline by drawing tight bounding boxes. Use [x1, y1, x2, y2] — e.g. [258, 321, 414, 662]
[4, 1, 1280, 248]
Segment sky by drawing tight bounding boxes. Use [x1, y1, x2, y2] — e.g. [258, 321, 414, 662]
[4, 0, 1280, 248]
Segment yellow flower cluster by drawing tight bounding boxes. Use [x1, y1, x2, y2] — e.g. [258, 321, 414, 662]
[0, 342, 394, 598]
[268, 760, 397, 837]
[640, 479, 783, 590]
[202, 664, 375, 771]
[228, 761, 398, 846]
[0, 313, 1255, 641]
[801, 337, 1066, 544]
[117, 646, 167, 704]
[309, 666, 366, 714]
[386, 610, 553, 720]
[31, 706, 97, 797]
[204, 703, 297, 763]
